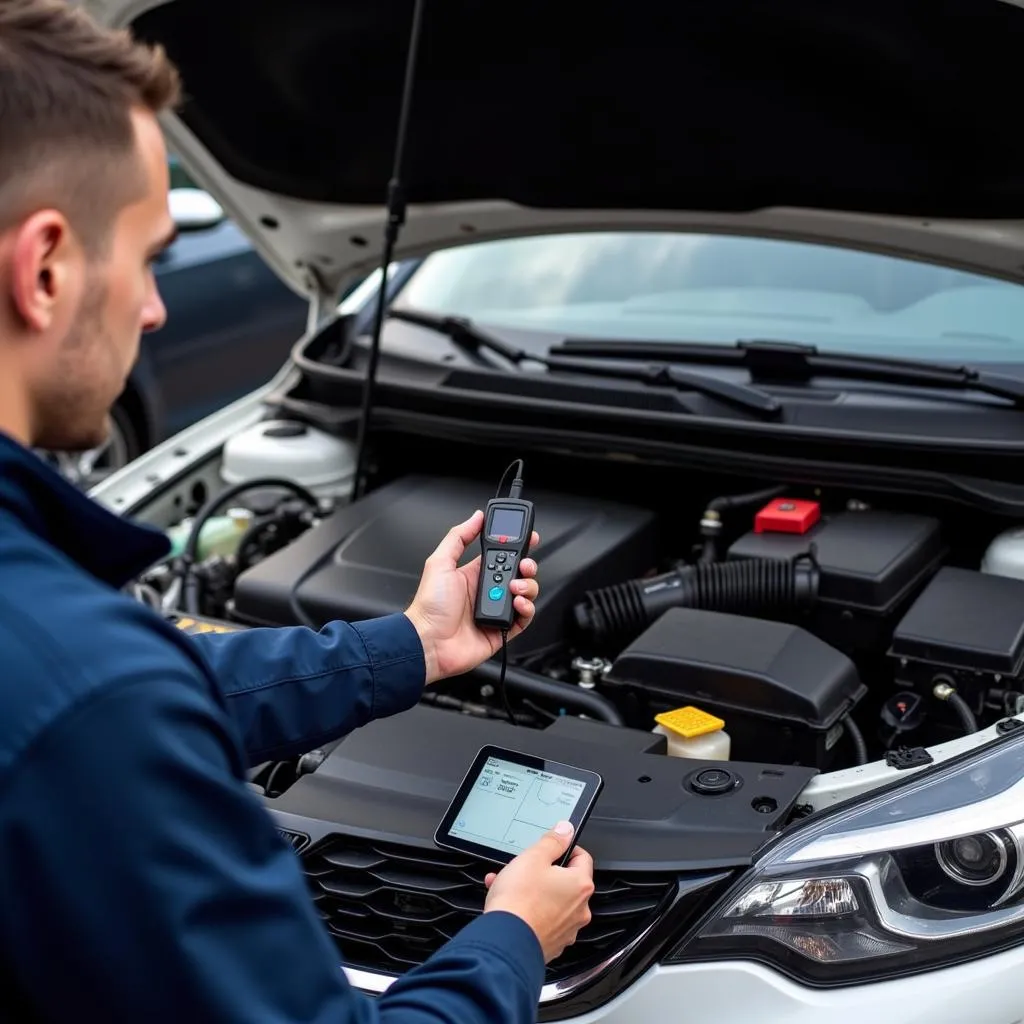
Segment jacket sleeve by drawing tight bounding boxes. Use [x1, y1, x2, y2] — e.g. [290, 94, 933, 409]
[188, 612, 426, 764]
[0, 666, 546, 1024]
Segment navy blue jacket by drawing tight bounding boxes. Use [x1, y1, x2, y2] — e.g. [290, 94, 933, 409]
[0, 433, 545, 1022]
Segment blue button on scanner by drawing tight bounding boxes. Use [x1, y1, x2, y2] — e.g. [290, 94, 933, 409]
[488, 586, 505, 601]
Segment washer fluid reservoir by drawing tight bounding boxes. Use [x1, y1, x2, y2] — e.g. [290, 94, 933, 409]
[221, 421, 356, 502]
[653, 706, 731, 760]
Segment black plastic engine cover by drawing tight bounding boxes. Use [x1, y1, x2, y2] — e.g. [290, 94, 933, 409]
[604, 607, 867, 769]
[891, 565, 1024, 678]
[233, 474, 657, 654]
[268, 703, 818, 872]
[727, 509, 944, 653]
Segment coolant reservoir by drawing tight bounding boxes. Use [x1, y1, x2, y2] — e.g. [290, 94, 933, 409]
[653, 706, 731, 760]
[981, 526, 1024, 581]
[167, 507, 253, 560]
[221, 421, 356, 502]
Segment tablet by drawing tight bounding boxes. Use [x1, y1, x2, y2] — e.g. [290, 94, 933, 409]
[434, 744, 604, 866]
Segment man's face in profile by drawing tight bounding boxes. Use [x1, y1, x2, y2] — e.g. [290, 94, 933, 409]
[27, 108, 175, 453]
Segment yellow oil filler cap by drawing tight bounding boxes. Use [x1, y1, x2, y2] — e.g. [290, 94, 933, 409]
[653, 706, 731, 760]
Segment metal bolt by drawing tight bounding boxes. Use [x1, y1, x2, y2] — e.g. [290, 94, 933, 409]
[572, 656, 611, 689]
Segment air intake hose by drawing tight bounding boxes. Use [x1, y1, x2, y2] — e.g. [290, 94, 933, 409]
[573, 554, 819, 646]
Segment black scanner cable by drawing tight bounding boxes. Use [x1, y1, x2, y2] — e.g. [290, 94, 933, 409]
[494, 459, 525, 726]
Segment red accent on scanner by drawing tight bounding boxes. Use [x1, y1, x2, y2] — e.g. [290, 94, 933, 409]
[754, 498, 821, 535]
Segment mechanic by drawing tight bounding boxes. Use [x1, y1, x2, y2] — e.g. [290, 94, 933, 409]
[0, 2, 595, 1021]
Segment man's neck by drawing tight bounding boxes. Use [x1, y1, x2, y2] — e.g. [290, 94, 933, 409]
[0, 370, 33, 448]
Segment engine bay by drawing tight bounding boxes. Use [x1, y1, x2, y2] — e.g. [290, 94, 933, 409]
[138, 418, 1024, 786]
[122, 416, 1024, 997]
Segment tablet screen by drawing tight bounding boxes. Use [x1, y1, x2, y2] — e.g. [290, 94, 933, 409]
[446, 754, 589, 857]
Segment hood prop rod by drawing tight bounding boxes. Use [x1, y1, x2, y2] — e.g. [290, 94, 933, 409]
[352, 0, 427, 500]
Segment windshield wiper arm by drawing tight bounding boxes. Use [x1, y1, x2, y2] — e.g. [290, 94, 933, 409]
[544, 354, 782, 417]
[386, 308, 531, 368]
[389, 308, 780, 417]
[551, 337, 1024, 408]
[737, 340, 1024, 407]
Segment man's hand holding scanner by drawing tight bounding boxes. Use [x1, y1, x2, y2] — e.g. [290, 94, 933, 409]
[404, 508, 541, 684]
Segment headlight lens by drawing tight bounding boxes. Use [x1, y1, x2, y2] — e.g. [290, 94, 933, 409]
[934, 832, 1010, 888]
[667, 730, 1024, 984]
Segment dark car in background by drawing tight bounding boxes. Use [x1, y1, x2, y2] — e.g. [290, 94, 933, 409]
[44, 157, 310, 486]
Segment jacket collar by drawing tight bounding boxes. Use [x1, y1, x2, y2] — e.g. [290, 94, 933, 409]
[0, 431, 170, 589]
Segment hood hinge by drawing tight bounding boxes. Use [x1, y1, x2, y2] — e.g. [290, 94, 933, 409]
[301, 263, 341, 333]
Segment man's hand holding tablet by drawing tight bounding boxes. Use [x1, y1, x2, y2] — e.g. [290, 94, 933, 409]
[482, 821, 596, 963]
[435, 745, 603, 963]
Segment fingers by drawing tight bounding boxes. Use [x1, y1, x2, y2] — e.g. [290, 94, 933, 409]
[484, 872, 497, 889]
[564, 845, 594, 878]
[429, 510, 484, 568]
[506, 556, 539, 638]
[524, 820, 575, 864]
[431, 520, 537, 570]
[507, 596, 536, 639]
[510, 577, 538, 602]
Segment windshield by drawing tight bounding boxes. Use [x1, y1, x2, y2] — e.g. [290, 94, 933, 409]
[393, 232, 1024, 361]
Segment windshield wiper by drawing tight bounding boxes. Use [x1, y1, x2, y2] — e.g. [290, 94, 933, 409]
[550, 337, 1024, 408]
[386, 308, 533, 367]
[388, 313, 1024, 410]
[543, 355, 782, 417]
[388, 308, 782, 418]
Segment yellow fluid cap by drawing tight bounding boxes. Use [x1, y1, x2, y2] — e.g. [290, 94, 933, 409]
[227, 507, 254, 527]
[655, 706, 725, 738]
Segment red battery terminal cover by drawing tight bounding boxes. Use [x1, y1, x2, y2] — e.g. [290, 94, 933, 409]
[754, 498, 821, 535]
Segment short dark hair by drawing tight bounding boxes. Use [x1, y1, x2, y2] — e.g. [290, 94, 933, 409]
[0, 0, 181, 253]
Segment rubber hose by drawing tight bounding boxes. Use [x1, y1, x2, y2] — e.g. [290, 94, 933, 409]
[471, 660, 624, 726]
[182, 476, 320, 615]
[182, 573, 203, 616]
[708, 484, 787, 514]
[699, 485, 786, 563]
[933, 676, 979, 735]
[844, 715, 868, 765]
[946, 691, 979, 735]
[184, 476, 319, 566]
[574, 556, 819, 645]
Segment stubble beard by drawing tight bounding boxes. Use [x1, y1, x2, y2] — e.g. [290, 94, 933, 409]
[31, 272, 119, 454]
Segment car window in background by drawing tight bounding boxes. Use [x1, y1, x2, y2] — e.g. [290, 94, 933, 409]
[168, 155, 197, 190]
[393, 232, 1024, 362]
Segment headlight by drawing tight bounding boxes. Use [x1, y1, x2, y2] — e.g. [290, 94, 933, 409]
[666, 728, 1024, 984]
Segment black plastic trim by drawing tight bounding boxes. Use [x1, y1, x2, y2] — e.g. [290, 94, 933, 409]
[310, 402, 1024, 517]
[280, 332, 1024, 513]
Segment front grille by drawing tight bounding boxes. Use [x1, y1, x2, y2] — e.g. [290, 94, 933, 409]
[277, 828, 310, 853]
[303, 834, 676, 981]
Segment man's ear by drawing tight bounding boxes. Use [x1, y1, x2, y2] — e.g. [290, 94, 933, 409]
[9, 211, 78, 333]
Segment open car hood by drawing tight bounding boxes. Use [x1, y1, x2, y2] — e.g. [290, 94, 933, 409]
[87, 0, 1024, 303]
